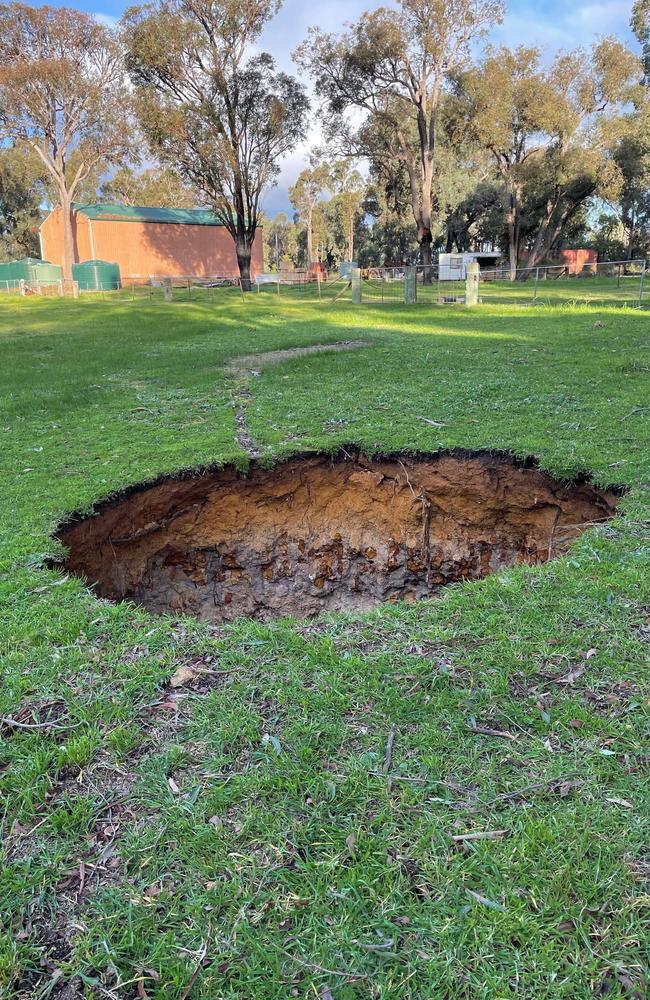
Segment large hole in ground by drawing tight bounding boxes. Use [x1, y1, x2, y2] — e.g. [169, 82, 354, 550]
[56, 450, 621, 623]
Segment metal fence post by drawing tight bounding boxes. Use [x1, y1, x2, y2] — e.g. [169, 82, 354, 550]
[465, 261, 480, 305]
[351, 267, 362, 304]
[533, 267, 539, 304]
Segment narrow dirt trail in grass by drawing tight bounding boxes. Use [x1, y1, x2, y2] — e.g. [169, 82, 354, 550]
[224, 339, 371, 457]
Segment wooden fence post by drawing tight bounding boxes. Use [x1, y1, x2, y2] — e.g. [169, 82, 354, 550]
[351, 267, 362, 304]
[404, 266, 417, 304]
[465, 261, 480, 306]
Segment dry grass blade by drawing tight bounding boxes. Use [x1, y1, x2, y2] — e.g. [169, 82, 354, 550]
[450, 829, 509, 842]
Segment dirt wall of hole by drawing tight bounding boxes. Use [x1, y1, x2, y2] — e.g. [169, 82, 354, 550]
[56, 451, 620, 623]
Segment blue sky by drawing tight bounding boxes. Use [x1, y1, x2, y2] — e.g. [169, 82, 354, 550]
[61, 0, 639, 214]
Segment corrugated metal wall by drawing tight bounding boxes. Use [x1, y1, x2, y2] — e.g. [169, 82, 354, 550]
[40, 207, 263, 278]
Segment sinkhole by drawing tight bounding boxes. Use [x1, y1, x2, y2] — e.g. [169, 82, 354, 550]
[55, 450, 621, 624]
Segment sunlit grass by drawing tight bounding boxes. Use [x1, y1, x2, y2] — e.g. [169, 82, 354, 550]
[0, 291, 648, 998]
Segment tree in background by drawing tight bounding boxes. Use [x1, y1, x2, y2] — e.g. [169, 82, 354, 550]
[264, 211, 299, 270]
[0, 142, 46, 260]
[310, 203, 337, 267]
[100, 165, 198, 209]
[0, 4, 130, 286]
[605, 3, 650, 258]
[328, 161, 365, 262]
[458, 40, 641, 275]
[632, 0, 650, 83]
[454, 46, 550, 277]
[443, 179, 504, 253]
[523, 40, 640, 272]
[289, 162, 330, 267]
[124, 0, 308, 290]
[297, 0, 503, 272]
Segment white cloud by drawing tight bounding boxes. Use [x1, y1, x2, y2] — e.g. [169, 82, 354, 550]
[93, 12, 119, 30]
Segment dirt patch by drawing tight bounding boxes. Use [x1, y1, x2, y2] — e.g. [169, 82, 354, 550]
[55, 450, 621, 624]
[225, 339, 371, 373]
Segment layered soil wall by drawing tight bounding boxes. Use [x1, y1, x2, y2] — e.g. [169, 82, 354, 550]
[56, 451, 620, 623]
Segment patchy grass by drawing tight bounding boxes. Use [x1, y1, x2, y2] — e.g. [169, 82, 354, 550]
[0, 292, 648, 999]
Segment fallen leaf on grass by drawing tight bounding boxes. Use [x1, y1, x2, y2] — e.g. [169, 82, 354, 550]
[605, 797, 633, 809]
[450, 830, 508, 842]
[346, 833, 356, 857]
[169, 664, 199, 688]
[168, 777, 180, 794]
[557, 665, 585, 685]
[169, 658, 233, 688]
[468, 723, 518, 741]
[262, 733, 282, 755]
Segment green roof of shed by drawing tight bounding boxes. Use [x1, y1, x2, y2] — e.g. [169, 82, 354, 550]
[73, 204, 224, 226]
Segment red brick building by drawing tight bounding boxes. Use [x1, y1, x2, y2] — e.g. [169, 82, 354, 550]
[559, 249, 598, 275]
[40, 203, 263, 280]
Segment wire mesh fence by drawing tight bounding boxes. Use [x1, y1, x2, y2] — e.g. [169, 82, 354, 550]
[1, 258, 646, 307]
[478, 259, 648, 308]
[0, 278, 65, 295]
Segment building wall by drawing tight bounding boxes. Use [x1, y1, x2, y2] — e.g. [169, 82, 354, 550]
[40, 207, 92, 265]
[40, 207, 263, 279]
[559, 249, 598, 275]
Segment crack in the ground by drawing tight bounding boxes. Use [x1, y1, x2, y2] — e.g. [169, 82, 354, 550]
[224, 340, 371, 457]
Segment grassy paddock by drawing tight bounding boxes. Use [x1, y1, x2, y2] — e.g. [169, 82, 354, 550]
[0, 292, 648, 999]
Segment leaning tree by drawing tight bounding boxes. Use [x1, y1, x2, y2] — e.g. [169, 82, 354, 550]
[0, 3, 130, 287]
[123, 0, 309, 290]
[296, 0, 503, 272]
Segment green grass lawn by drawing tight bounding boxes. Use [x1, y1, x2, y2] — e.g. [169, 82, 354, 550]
[0, 291, 648, 999]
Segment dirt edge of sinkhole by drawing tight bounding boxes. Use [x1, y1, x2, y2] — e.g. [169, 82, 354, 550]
[52, 448, 623, 624]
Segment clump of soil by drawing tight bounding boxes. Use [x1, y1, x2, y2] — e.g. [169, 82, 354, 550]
[56, 450, 620, 624]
